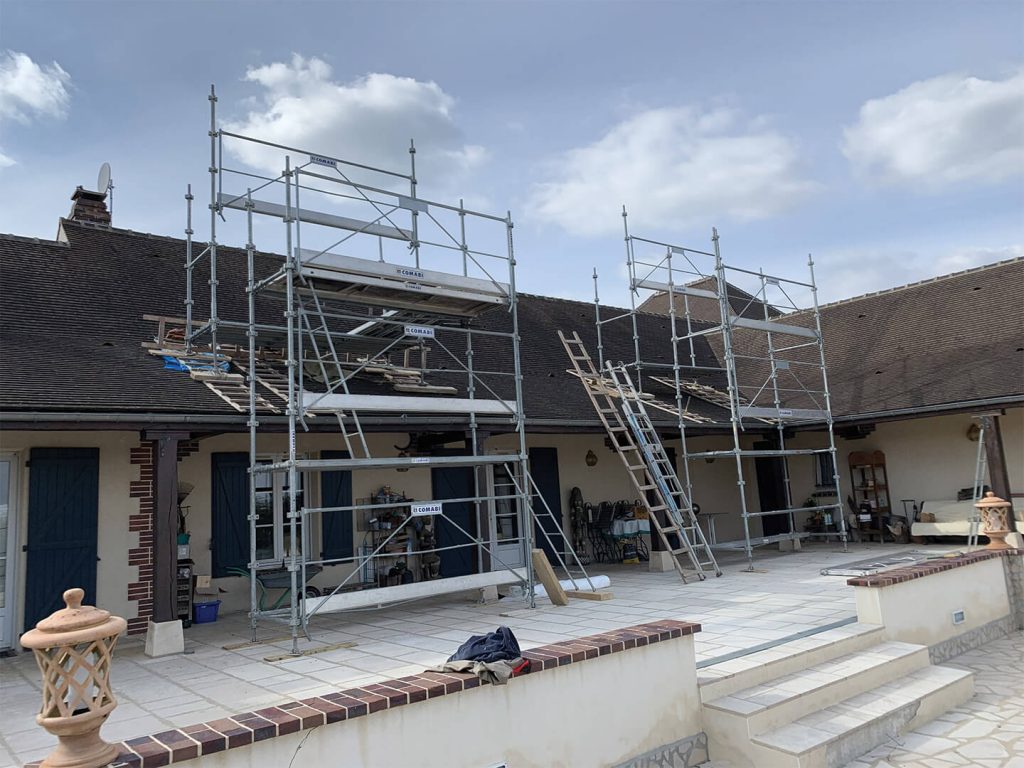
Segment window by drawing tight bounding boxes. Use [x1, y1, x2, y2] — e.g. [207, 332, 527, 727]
[815, 453, 837, 488]
[253, 460, 306, 566]
[492, 464, 521, 543]
[212, 451, 352, 577]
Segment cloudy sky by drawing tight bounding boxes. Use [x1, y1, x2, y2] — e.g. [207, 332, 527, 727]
[1, 1, 1022, 306]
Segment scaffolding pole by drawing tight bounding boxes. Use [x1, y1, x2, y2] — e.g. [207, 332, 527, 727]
[182, 85, 589, 648]
[595, 215, 846, 570]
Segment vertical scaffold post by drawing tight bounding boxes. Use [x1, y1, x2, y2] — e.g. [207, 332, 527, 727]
[808, 253, 848, 551]
[282, 156, 302, 654]
[593, 268, 605, 372]
[409, 139, 420, 268]
[207, 85, 220, 369]
[506, 211, 535, 607]
[245, 189, 259, 642]
[713, 228, 755, 570]
[665, 247, 697, 512]
[622, 207, 643, 389]
[184, 185, 194, 354]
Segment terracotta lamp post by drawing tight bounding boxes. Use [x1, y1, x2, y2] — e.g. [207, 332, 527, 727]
[20, 588, 127, 768]
[974, 492, 1013, 550]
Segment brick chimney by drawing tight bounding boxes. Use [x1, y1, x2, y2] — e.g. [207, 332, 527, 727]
[68, 186, 111, 226]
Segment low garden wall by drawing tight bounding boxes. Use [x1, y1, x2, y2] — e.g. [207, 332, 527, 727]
[848, 548, 1023, 662]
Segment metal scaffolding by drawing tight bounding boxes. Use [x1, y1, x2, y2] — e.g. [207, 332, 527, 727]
[179, 85, 590, 653]
[594, 209, 848, 569]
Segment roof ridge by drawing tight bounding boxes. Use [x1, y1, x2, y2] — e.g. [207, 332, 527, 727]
[0, 232, 68, 247]
[59, 218, 224, 250]
[810, 255, 1024, 312]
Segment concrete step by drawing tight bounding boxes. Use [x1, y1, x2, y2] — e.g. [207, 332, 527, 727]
[750, 665, 974, 768]
[698, 622, 884, 702]
[704, 640, 930, 737]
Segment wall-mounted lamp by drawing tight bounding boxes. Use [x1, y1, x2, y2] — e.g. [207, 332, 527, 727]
[395, 448, 410, 472]
[585, 450, 598, 467]
[966, 423, 981, 442]
[704, 457, 715, 464]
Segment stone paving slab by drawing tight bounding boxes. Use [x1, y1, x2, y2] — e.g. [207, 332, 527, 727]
[0, 543, 942, 767]
[845, 630, 1024, 768]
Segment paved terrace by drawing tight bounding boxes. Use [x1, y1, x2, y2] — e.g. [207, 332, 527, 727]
[0, 543, 957, 767]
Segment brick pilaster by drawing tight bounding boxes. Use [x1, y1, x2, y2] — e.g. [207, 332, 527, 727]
[127, 442, 156, 635]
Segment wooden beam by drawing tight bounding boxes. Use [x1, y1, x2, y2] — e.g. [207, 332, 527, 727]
[978, 413, 1018, 532]
[566, 590, 613, 601]
[531, 549, 568, 606]
[144, 430, 190, 623]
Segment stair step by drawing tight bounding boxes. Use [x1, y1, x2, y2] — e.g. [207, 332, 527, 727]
[698, 622, 884, 702]
[750, 665, 974, 768]
[704, 640, 929, 734]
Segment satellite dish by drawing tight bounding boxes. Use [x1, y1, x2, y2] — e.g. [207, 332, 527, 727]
[97, 162, 111, 196]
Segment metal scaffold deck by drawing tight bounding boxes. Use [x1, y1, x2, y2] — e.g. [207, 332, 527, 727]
[178, 85, 592, 653]
[581, 208, 848, 570]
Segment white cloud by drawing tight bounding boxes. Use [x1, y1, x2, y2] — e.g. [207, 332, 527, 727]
[814, 243, 1023, 304]
[526, 106, 818, 237]
[842, 71, 1024, 188]
[0, 51, 71, 124]
[223, 55, 485, 188]
[0, 150, 14, 169]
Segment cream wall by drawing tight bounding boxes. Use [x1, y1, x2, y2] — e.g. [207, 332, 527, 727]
[179, 633, 702, 768]
[3, 407, 1020, 629]
[853, 556, 1014, 648]
[786, 407, 1024, 530]
[0, 430, 141, 635]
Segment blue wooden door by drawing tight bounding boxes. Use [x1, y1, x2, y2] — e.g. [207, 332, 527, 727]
[431, 467, 478, 578]
[529, 447, 564, 561]
[25, 448, 100, 631]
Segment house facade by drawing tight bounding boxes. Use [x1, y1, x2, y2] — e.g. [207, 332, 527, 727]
[1, 195, 1021, 651]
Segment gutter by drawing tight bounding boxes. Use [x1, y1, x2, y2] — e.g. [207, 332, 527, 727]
[0, 411, 734, 434]
[828, 395, 1024, 426]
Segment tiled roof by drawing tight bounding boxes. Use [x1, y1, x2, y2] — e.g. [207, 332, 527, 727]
[3, 220, 1019, 426]
[638, 277, 782, 323]
[641, 258, 1024, 418]
[0, 221, 731, 427]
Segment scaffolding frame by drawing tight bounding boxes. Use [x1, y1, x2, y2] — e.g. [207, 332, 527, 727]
[182, 85, 591, 653]
[594, 209, 848, 569]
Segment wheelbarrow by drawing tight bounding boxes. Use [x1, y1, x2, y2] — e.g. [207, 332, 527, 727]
[226, 565, 323, 610]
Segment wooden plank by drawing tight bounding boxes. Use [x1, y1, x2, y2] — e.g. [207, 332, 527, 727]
[565, 590, 614, 601]
[531, 549, 568, 607]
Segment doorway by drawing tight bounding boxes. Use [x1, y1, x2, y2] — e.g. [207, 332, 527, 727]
[0, 455, 18, 649]
[753, 440, 791, 537]
[431, 466, 479, 578]
[24, 448, 100, 631]
[528, 447, 564, 562]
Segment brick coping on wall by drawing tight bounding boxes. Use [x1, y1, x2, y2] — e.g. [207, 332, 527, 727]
[846, 548, 1023, 588]
[27, 620, 700, 768]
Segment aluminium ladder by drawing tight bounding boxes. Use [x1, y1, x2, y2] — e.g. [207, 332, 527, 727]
[558, 331, 721, 581]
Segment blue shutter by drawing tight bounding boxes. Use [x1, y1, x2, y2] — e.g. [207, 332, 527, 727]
[211, 453, 249, 577]
[25, 448, 100, 630]
[320, 451, 353, 562]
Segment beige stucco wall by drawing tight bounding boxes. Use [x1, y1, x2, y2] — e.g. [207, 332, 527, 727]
[178, 633, 702, 768]
[786, 407, 1024, 531]
[0, 430, 141, 635]
[853, 556, 1013, 647]
[2, 407, 1020, 631]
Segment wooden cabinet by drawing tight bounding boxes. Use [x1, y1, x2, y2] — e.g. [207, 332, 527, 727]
[848, 450, 891, 542]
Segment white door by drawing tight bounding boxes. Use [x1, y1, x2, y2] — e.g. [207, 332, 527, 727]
[0, 455, 17, 650]
[489, 463, 526, 570]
